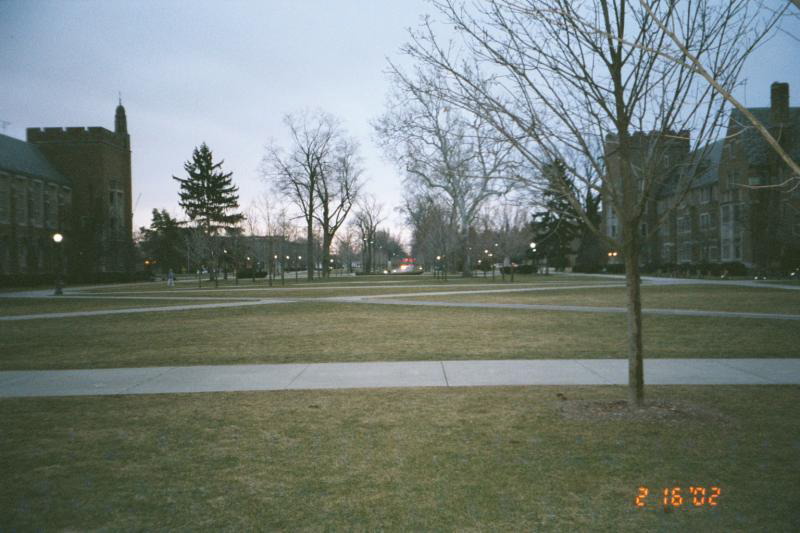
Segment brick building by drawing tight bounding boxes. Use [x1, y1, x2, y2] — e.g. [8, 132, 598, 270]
[604, 82, 800, 272]
[0, 103, 133, 276]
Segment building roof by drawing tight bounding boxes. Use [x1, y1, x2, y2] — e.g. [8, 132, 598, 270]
[0, 133, 71, 186]
[729, 107, 800, 169]
[688, 137, 725, 189]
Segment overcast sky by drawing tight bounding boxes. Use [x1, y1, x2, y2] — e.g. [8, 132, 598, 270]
[1, 0, 798, 244]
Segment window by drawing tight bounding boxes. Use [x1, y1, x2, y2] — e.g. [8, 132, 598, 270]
[0, 175, 9, 224]
[661, 243, 674, 262]
[611, 224, 617, 237]
[45, 184, 58, 228]
[701, 187, 711, 203]
[733, 235, 742, 260]
[721, 238, 731, 261]
[30, 181, 43, 227]
[721, 205, 731, 224]
[678, 216, 691, 234]
[14, 178, 27, 225]
[699, 213, 710, 230]
[678, 242, 692, 263]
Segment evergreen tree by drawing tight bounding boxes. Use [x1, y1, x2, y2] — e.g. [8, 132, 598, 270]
[530, 160, 581, 270]
[574, 189, 605, 273]
[173, 143, 244, 235]
[139, 209, 183, 273]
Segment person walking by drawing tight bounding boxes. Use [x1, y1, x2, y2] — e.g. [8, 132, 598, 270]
[167, 269, 175, 288]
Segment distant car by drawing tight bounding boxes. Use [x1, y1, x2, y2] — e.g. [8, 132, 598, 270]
[390, 263, 423, 275]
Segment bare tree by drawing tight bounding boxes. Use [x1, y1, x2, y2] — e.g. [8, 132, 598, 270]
[375, 70, 518, 276]
[399, 189, 459, 274]
[335, 226, 359, 273]
[257, 194, 297, 286]
[480, 201, 532, 280]
[351, 195, 384, 274]
[401, 0, 772, 405]
[314, 138, 363, 277]
[263, 110, 340, 280]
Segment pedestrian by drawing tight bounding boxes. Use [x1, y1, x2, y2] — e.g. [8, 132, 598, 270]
[167, 269, 175, 287]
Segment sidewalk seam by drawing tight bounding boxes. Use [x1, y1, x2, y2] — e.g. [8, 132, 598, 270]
[285, 364, 311, 389]
[574, 360, 614, 384]
[440, 361, 450, 387]
[715, 360, 776, 384]
[121, 367, 176, 394]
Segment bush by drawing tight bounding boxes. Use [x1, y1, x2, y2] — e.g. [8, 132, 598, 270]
[499, 264, 537, 275]
[720, 261, 748, 277]
[235, 268, 267, 279]
[573, 262, 604, 273]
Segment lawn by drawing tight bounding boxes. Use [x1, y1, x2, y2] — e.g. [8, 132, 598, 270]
[0, 297, 257, 316]
[400, 284, 800, 315]
[78, 273, 615, 293]
[1, 301, 798, 370]
[72, 283, 589, 301]
[1, 385, 797, 530]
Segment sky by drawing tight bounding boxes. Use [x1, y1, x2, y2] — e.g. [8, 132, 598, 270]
[1, 0, 799, 245]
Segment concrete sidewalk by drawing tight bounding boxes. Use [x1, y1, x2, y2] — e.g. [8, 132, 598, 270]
[1, 358, 798, 398]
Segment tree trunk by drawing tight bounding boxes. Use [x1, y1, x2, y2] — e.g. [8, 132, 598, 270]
[624, 247, 645, 407]
[462, 227, 472, 277]
[306, 219, 314, 281]
[321, 231, 332, 279]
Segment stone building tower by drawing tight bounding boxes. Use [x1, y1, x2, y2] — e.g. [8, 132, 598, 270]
[26, 103, 133, 274]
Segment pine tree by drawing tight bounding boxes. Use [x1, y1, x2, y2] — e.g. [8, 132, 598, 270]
[530, 160, 581, 270]
[139, 208, 183, 272]
[574, 189, 605, 272]
[173, 143, 244, 235]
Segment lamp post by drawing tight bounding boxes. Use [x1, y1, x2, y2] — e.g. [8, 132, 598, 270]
[52, 233, 64, 295]
[296, 255, 302, 281]
[529, 242, 537, 277]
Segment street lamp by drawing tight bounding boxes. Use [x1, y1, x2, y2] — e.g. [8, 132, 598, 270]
[529, 242, 539, 276]
[52, 233, 64, 295]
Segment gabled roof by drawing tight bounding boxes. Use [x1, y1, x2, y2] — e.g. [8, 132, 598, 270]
[689, 138, 724, 189]
[0, 133, 71, 186]
[728, 107, 800, 169]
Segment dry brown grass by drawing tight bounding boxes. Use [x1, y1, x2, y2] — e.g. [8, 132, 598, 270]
[1, 300, 798, 370]
[1, 385, 798, 530]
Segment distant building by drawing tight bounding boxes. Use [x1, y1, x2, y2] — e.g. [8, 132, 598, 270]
[0, 103, 133, 276]
[603, 82, 800, 272]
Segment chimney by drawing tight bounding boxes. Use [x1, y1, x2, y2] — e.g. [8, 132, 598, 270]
[770, 82, 789, 125]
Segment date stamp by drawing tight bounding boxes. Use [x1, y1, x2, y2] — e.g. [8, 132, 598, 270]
[635, 486, 721, 511]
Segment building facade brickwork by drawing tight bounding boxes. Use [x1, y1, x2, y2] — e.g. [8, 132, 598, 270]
[604, 82, 800, 273]
[0, 103, 133, 275]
